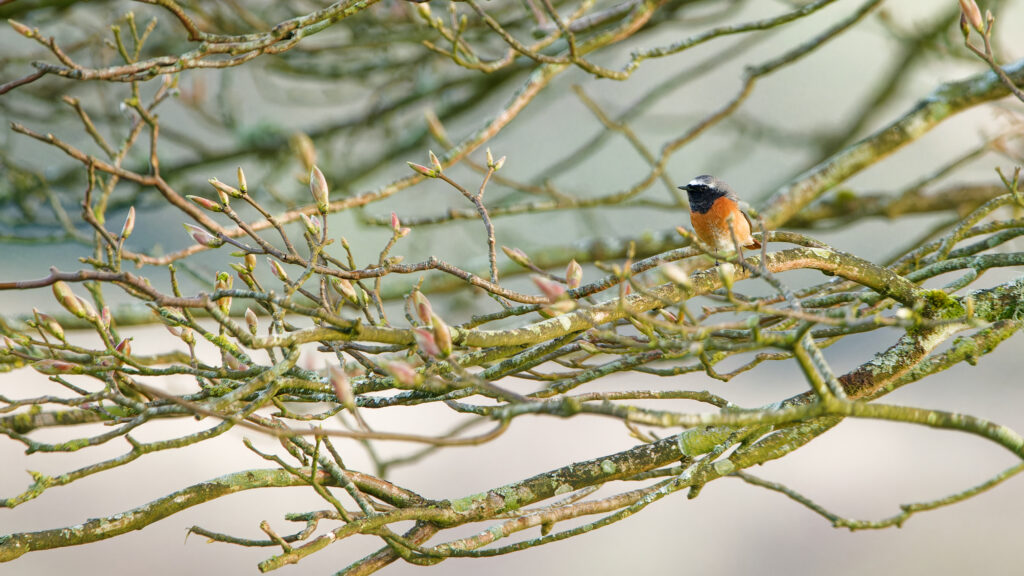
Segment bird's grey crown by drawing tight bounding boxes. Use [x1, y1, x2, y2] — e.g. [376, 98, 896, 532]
[687, 174, 717, 189]
[683, 175, 737, 198]
[679, 174, 739, 213]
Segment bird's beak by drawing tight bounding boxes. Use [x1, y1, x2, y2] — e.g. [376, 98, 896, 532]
[677, 185, 689, 191]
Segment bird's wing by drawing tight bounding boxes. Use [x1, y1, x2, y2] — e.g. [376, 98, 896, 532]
[740, 207, 762, 249]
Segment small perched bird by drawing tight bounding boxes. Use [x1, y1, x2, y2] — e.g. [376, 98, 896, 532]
[679, 175, 761, 256]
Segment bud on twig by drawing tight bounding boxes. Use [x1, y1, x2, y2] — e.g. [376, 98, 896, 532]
[8, 20, 35, 38]
[385, 360, 420, 387]
[300, 213, 322, 237]
[237, 166, 247, 194]
[565, 259, 583, 290]
[268, 258, 289, 282]
[331, 277, 359, 303]
[407, 162, 439, 178]
[542, 299, 577, 316]
[245, 307, 259, 334]
[959, 0, 983, 32]
[329, 365, 356, 410]
[115, 337, 132, 357]
[184, 224, 224, 248]
[33, 359, 82, 375]
[187, 195, 223, 212]
[531, 274, 567, 303]
[52, 281, 88, 319]
[33, 309, 65, 341]
[428, 150, 443, 174]
[225, 353, 247, 371]
[215, 271, 233, 315]
[411, 290, 434, 324]
[431, 313, 452, 358]
[390, 212, 411, 237]
[244, 253, 257, 272]
[502, 246, 532, 267]
[208, 178, 243, 199]
[120, 206, 136, 240]
[310, 165, 329, 214]
[413, 328, 442, 358]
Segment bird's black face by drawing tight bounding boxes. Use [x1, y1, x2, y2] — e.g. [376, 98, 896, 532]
[679, 175, 727, 214]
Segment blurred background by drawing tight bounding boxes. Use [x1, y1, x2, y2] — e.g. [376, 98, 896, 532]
[2, 0, 1024, 574]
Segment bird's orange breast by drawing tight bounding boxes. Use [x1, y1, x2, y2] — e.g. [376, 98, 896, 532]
[690, 197, 758, 252]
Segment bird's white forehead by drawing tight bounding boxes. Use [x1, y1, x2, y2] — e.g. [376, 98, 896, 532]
[688, 175, 714, 187]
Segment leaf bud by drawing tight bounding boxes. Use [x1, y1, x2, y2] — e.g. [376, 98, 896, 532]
[309, 165, 329, 214]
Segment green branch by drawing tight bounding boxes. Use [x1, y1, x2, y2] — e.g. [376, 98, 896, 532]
[763, 58, 1024, 227]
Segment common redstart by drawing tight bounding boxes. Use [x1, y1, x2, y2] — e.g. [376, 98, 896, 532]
[679, 175, 761, 255]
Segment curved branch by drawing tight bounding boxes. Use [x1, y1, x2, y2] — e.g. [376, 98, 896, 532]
[762, 58, 1024, 228]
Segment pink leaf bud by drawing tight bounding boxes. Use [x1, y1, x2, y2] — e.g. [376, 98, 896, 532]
[300, 213, 322, 237]
[407, 162, 438, 178]
[431, 313, 452, 358]
[329, 365, 356, 410]
[9, 20, 34, 38]
[413, 328, 442, 358]
[331, 277, 359, 303]
[531, 274, 567, 303]
[428, 150, 443, 173]
[52, 281, 87, 319]
[542, 299, 577, 317]
[502, 246, 531, 267]
[385, 361, 420, 387]
[411, 290, 434, 324]
[33, 359, 82, 375]
[565, 259, 583, 290]
[267, 258, 289, 282]
[208, 178, 243, 198]
[76, 297, 98, 322]
[187, 194, 223, 212]
[33, 309, 65, 341]
[959, 0, 983, 32]
[245, 307, 259, 334]
[184, 223, 224, 248]
[120, 206, 136, 239]
[390, 212, 401, 231]
[310, 165, 329, 214]
[115, 337, 132, 356]
[224, 354, 247, 371]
